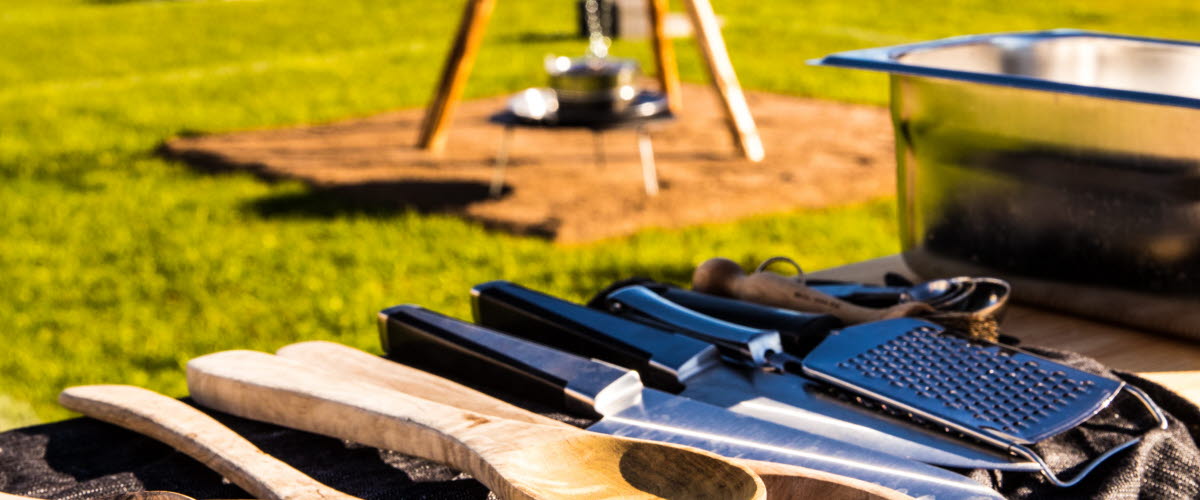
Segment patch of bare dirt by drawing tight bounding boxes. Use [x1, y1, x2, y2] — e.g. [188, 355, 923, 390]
[162, 83, 895, 243]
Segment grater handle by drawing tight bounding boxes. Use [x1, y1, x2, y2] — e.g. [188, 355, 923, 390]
[1007, 385, 1168, 487]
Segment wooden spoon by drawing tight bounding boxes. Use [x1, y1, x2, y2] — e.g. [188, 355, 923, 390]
[58, 385, 357, 500]
[693, 257, 932, 324]
[276, 340, 914, 500]
[186, 350, 766, 500]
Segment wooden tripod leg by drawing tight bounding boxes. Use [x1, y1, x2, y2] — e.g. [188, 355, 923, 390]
[417, 0, 497, 152]
[682, 0, 764, 162]
[648, 0, 682, 113]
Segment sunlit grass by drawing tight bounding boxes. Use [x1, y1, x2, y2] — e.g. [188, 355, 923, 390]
[3, 0, 1199, 427]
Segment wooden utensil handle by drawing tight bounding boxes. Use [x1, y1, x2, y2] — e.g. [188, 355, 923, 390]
[276, 341, 566, 428]
[186, 350, 546, 495]
[277, 342, 915, 500]
[693, 258, 929, 323]
[58, 385, 358, 500]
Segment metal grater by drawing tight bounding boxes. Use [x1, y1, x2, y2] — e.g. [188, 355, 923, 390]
[803, 318, 1168, 487]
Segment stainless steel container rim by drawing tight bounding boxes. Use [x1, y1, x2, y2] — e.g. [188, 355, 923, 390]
[809, 29, 1200, 110]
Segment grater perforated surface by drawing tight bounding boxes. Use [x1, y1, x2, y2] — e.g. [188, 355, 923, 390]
[803, 318, 1124, 445]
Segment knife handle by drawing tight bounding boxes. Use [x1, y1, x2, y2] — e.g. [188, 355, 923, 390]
[606, 285, 785, 366]
[58, 385, 359, 500]
[654, 287, 843, 356]
[276, 341, 566, 428]
[468, 280, 720, 392]
[377, 304, 637, 418]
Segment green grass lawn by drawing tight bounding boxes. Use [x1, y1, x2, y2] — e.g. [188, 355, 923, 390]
[3, 0, 1200, 428]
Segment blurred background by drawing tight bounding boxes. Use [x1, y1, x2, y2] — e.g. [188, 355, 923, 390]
[3, 0, 1198, 427]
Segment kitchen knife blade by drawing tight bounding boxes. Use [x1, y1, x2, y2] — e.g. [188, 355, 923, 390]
[379, 304, 1004, 500]
[469, 280, 1037, 472]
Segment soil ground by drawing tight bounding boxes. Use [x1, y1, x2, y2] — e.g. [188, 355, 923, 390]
[162, 83, 895, 243]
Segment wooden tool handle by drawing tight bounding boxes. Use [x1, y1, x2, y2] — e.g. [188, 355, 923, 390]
[186, 350, 558, 498]
[276, 342, 914, 500]
[276, 341, 565, 428]
[742, 460, 914, 500]
[58, 385, 358, 500]
[416, 0, 496, 152]
[683, 0, 764, 161]
[693, 258, 930, 324]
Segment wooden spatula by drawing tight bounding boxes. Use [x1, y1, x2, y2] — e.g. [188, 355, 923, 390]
[276, 341, 914, 500]
[693, 257, 931, 324]
[186, 350, 767, 500]
[58, 385, 358, 500]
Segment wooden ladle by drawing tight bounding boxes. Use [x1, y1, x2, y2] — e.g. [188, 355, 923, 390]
[57, 385, 356, 500]
[186, 350, 767, 500]
[693, 257, 932, 324]
[276, 341, 915, 500]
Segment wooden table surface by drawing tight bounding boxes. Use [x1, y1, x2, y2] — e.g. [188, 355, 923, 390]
[811, 255, 1200, 408]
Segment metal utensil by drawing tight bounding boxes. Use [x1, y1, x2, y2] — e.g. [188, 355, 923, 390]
[188, 350, 766, 500]
[755, 256, 977, 310]
[58, 385, 358, 500]
[804, 318, 1169, 487]
[605, 291, 1168, 488]
[694, 258, 933, 324]
[379, 304, 1005, 499]
[813, 30, 1200, 340]
[808, 278, 975, 310]
[469, 280, 1033, 471]
[276, 340, 917, 500]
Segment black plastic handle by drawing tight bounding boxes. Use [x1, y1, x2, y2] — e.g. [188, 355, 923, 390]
[607, 285, 784, 366]
[648, 287, 842, 356]
[378, 304, 636, 419]
[470, 281, 719, 393]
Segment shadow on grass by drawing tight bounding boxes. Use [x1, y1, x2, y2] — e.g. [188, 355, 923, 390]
[498, 31, 580, 44]
[247, 180, 505, 217]
[243, 181, 564, 238]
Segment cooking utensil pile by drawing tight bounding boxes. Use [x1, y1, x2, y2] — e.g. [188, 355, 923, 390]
[29, 255, 1174, 499]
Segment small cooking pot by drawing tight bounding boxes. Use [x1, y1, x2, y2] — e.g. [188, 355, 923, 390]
[546, 55, 640, 121]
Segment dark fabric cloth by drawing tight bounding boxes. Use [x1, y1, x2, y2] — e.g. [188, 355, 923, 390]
[969, 346, 1200, 499]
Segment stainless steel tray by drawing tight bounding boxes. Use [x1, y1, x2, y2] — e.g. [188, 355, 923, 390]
[813, 30, 1200, 340]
